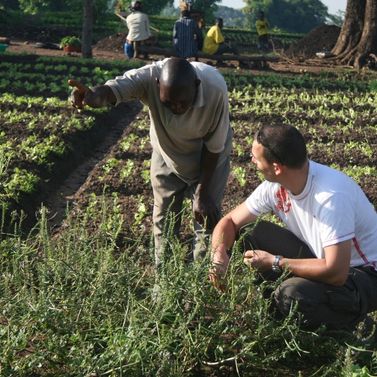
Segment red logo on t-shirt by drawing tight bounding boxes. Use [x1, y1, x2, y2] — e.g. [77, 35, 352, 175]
[275, 186, 291, 213]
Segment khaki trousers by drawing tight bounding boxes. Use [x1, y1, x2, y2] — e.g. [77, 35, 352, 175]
[151, 148, 230, 267]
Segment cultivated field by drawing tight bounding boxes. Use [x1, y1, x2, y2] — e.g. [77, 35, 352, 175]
[0, 50, 376, 376]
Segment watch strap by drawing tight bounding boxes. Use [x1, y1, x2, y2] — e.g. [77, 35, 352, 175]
[272, 255, 282, 273]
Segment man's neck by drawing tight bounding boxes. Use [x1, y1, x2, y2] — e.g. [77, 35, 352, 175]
[282, 160, 309, 196]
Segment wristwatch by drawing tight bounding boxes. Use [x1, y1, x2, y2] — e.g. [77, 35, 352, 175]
[272, 255, 282, 273]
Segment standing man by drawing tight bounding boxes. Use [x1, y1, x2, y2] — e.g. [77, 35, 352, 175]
[69, 58, 232, 267]
[211, 124, 377, 331]
[173, 9, 201, 59]
[125, 0, 151, 58]
[255, 11, 270, 51]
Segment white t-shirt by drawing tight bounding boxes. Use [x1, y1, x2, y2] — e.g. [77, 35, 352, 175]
[126, 11, 151, 42]
[105, 59, 232, 184]
[245, 160, 377, 268]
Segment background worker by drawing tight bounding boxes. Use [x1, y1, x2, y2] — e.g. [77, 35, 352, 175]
[211, 124, 377, 331]
[255, 11, 270, 51]
[202, 17, 237, 65]
[196, 17, 205, 52]
[173, 9, 201, 59]
[125, 0, 151, 58]
[69, 57, 232, 268]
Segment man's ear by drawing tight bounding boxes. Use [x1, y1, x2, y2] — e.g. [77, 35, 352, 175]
[273, 162, 284, 176]
[195, 78, 201, 87]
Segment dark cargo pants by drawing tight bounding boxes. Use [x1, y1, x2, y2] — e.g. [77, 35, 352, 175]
[241, 221, 377, 330]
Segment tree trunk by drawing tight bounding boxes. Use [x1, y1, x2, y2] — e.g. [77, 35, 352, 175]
[82, 0, 94, 58]
[353, 0, 377, 68]
[332, 0, 365, 56]
[331, 0, 377, 68]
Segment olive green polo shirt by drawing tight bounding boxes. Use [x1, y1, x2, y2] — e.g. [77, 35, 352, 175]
[105, 59, 232, 184]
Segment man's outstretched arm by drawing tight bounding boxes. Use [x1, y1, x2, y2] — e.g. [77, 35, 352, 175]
[211, 203, 256, 278]
[68, 79, 116, 109]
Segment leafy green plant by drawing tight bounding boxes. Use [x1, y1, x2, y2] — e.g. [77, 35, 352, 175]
[4, 168, 40, 201]
[120, 160, 135, 181]
[59, 36, 81, 49]
[232, 166, 247, 187]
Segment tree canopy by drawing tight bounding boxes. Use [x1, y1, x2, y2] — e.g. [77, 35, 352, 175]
[243, 0, 329, 33]
[190, 0, 218, 24]
[114, 0, 170, 17]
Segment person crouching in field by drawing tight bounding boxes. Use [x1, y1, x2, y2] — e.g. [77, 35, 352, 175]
[210, 124, 377, 331]
[202, 17, 238, 66]
[68, 57, 232, 270]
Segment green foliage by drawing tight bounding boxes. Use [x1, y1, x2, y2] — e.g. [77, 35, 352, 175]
[159, 2, 179, 17]
[0, 202, 375, 375]
[215, 5, 247, 28]
[243, 0, 329, 33]
[232, 166, 247, 187]
[191, 0, 218, 24]
[0, 50, 377, 375]
[0, 0, 19, 10]
[327, 10, 345, 27]
[115, 0, 171, 17]
[60, 35, 81, 48]
[17, 0, 45, 14]
[4, 168, 40, 200]
[17, 0, 109, 14]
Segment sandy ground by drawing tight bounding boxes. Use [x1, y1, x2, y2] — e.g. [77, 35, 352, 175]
[5, 39, 348, 74]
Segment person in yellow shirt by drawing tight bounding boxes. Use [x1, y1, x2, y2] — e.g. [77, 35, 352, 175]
[255, 11, 270, 51]
[202, 18, 237, 63]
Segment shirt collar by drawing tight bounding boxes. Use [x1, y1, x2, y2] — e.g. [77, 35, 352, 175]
[192, 67, 205, 108]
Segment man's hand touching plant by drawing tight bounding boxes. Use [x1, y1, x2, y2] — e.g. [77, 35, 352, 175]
[68, 79, 116, 109]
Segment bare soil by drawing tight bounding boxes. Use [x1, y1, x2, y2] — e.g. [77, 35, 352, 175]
[285, 24, 341, 59]
[43, 102, 142, 231]
[6, 34, 348, 74]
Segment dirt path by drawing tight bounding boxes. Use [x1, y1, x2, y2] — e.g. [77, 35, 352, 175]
[43, 102, 142, 231]
[7, 39, 128, 61]
[6, 39, 346, 74]
[4, 41, 149, 233]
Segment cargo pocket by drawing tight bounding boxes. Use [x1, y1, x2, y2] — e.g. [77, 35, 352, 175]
[275, 276, 363, 330]
[326, 279, 361, 314]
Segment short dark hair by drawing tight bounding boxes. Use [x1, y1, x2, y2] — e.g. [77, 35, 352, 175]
[255, 124, 307, 168]
[131, 1, 142, 11]
[160, 57, 197, 87]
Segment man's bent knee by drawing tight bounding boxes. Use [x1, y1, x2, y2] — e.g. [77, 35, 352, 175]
[274, 277, 363, 330]
[274, 277, 328, 328]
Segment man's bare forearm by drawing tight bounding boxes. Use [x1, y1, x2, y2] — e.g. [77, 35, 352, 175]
[88, 85, 117, 108]
[69, 79, 117, 109]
